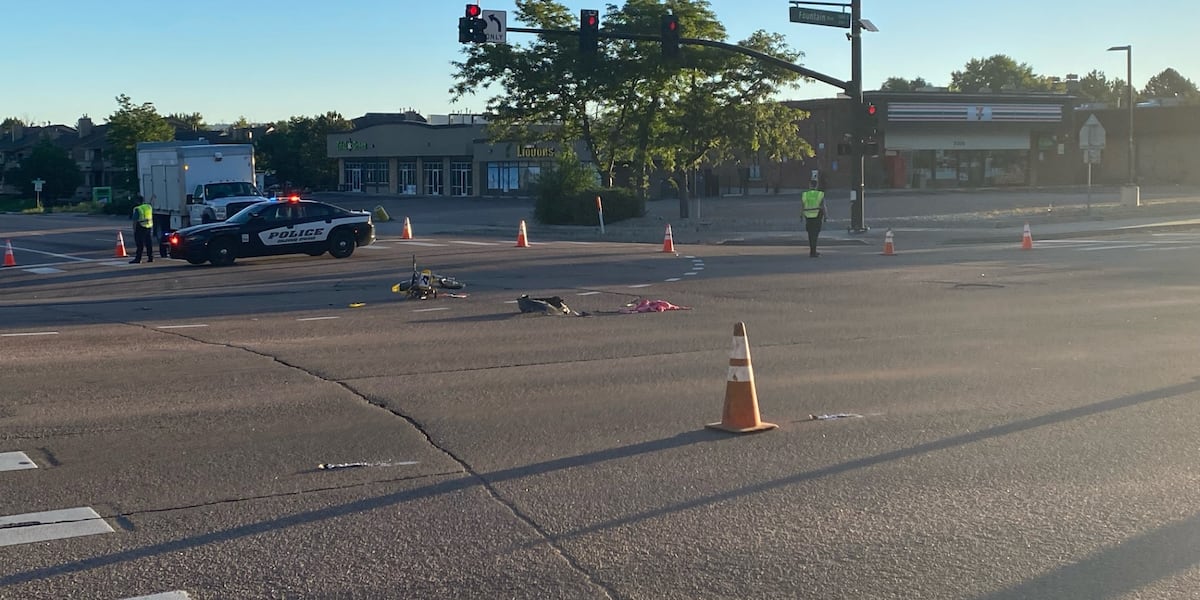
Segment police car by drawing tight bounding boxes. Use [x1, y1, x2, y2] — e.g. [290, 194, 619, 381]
[167, 198, 375, 266]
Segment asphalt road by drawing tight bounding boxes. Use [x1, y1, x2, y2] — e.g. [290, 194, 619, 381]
[5, 205, 1200, 599]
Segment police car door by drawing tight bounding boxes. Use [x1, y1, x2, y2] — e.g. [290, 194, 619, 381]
[250, 203, 300, 255]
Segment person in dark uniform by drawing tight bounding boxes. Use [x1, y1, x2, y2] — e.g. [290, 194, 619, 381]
[130, 196, 154, 263]
[801, 180, 827, 258]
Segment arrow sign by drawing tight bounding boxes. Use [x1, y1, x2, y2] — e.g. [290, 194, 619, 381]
[482, 10, 506, 44]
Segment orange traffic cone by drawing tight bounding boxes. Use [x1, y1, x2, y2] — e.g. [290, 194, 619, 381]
[3, 240, 15, 267]
[1021, 222, 1033, 250]
[707, 322, 778, 434]
[115, 232, 128, 258]
[401, 217, 413, 240]
[882, 229, 896, 256]
[662, 224, 676, 253]
[515, 220, 530, 248]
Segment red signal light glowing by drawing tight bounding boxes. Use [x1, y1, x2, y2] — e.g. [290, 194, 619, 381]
[587, 15, 597, 26]
[466, 4, 481, 17]
[668, 21, 678, 31]
[866, 103, 877, 116]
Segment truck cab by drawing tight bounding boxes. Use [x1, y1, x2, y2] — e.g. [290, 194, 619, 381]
[189, 180, 268, 223]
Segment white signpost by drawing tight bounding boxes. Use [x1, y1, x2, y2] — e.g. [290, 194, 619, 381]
[31, 178, 45, 210]
[1079, 115, 1107, 211]
[481, 10, 507, 44]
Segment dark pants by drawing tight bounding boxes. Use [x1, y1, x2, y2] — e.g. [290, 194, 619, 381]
[133, 226, 154, 262]
[805, 217, 823, 257]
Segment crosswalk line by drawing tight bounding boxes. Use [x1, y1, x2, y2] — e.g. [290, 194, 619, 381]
[0, 451, 37, 471]
[0, 507, 114, 547]
[23, 267, 64, 274]
[121, 592, 191, 600]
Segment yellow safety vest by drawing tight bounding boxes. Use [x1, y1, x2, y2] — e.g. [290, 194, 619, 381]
[801, 190, 824, 219]
[134, 204, 151, 226]
[135, 203, 153, 228]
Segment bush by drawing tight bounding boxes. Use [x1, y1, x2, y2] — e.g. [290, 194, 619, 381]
[533, 151, 644, 225]
[102, 196, 137, 217]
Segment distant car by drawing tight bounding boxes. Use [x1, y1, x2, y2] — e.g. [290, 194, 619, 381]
[167, 198, 375, 266]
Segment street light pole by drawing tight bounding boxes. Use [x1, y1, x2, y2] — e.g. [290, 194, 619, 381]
[1107, 45, 1134, 184]
[849, 0, 866, 232]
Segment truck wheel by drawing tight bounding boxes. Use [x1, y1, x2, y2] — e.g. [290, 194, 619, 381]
[328, 231, 355, 258]
[208, 238, 237, 266]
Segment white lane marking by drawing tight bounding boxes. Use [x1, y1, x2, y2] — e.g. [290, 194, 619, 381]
[691, 266, 705, 270]
[684, 272, 698, 276]
[628, 284, 653, 288]
[503, 300, 518, 304]
[297, 316, 340, 321]
[412, 307, 450, 313]
[359, 245, 389, 249]
[0, 452, 37, 471]
[1077, 244, 1156, 251]
[450, 240, 498, 246]
[562, 241, 596, 245]
[101, 261, 137, 267]
[0, 331, 59, 337]
[5, 246, 92, 261]
[576, 291, 601, 296]
[685, 255, 696, 259]
[664, 278, 681, 282]
[1137, 246, 1195, 251]
[23, 267, 64, 274]
[157, 324, 208, 330]
[395, 241, 447, 247]
[122, 592, 192, 600]
[0, 507, 114, 547]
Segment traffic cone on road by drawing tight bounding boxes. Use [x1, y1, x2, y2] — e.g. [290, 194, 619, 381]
[882, 229, 896, 256]
[515, 220, 530, 248]
[662, 224, 676, 253]
[3, 240, 15, 267]
[401, 217, 413, 240]
[707, 322, 778, 434]
[1021, 222, 1034, 250]
[115, 232, 128, 258]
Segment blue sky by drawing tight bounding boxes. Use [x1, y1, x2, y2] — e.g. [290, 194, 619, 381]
[2, 1, 1192, 126]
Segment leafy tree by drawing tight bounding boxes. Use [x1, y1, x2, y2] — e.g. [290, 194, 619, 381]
[9, 138, 82, 202]
[255, 112, 351, 191]
[167, 112, 206, 131]
[231, 116, 252, 129]
[106, 94, 174, 191]
[950, 55, 1054, 93]
[1074, 70, 1123, 105]
[1141, 67, 1198, 102]
[879, 76, 930, 92]
[449, 0, 812, 212]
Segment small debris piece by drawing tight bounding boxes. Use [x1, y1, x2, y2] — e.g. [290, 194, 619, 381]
[808, 413, 863, 421]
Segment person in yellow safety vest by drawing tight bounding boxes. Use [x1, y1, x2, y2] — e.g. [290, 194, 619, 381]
[801, 179, 827, 258]
[129, 195, 154, 263]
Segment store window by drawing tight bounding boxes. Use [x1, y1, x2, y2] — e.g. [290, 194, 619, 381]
[486, 161, 542, 194]
[423, 161, 444, 196]
[450, 161, 473, 196]
[398, 162, 417, 194]
[363, 160, 388, 185]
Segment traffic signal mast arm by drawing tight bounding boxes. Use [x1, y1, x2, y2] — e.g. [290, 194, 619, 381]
[502, 26, 850, 91]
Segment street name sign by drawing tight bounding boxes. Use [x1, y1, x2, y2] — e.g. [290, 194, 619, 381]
[789, 6, 852, 28]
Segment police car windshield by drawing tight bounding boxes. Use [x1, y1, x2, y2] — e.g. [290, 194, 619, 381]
[225, 202, 275, 224]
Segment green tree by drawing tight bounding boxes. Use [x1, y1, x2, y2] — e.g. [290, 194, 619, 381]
[106, 94, 174, 191]
[167, 112, 206, 131]
[449, 0, 812, 210]
[1075, 70, 1122, 105]
[950, 55, 1054, 93]
[879, 76, 930, 92]
[1141, 68, 1198, 102]
[10, 138, 83, 202]
[255, 112, 351, 191]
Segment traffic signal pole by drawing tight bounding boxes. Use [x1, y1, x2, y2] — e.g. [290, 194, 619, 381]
[848, 0, 867, 233]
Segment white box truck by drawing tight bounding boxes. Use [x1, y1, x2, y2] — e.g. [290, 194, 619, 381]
[137, 141, 268, 238]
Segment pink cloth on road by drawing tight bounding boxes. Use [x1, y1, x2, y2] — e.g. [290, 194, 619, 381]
[620, 299, 692, 313]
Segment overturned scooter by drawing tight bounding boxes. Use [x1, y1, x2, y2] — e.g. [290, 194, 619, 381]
[391, 255, 467, 300]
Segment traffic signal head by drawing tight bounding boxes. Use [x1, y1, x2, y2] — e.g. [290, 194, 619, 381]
[661, 14, 680, 59]
[459, 4, 487, 44]
[580, 9, 599, 55]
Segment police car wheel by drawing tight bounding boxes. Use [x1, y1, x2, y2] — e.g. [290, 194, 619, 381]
[208, 238, 237, 266]
[328, 231, 355, 259]
[186, 256, 207, 265]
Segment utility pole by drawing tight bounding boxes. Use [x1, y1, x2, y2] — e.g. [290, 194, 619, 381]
[848, 0, 866, 232]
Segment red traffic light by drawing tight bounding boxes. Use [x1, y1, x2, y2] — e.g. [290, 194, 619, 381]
[465, 3, 481, 18]
[668, 20, 678, 31]
[587, 14, 597, 26]
[866, 103, 877, 116]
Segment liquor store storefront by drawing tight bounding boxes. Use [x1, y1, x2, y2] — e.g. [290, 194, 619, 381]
[328, 121, 577, 198]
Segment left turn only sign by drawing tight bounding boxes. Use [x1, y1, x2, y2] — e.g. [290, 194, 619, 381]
[482, 10, 506, 44]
